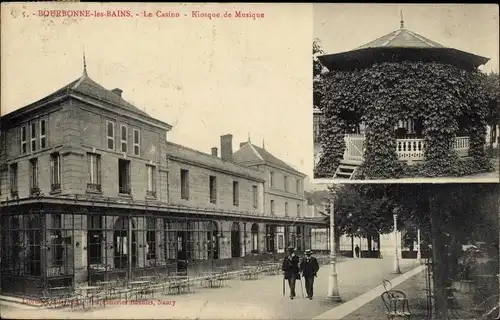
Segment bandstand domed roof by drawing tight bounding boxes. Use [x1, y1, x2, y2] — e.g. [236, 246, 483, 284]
[318, 15, 490, 71]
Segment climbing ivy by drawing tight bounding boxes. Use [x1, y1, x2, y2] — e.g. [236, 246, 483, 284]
[316, 61, 493, 179]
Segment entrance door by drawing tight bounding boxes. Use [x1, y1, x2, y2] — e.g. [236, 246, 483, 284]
[207, 221, 218, 260]
[113, 217, 136, 270]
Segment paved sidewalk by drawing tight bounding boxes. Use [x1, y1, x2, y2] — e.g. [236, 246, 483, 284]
[1, 258, 419, 319]
[314, 263, 425, 319]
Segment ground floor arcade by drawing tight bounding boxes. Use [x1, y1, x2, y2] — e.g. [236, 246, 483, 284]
[0, 201, 321, 297]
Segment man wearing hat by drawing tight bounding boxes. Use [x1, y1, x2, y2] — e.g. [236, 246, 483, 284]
[282, 245, 300, 299]
[299, 249, 319, 300]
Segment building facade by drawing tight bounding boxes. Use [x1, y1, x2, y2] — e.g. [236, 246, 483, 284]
[0, 67, 324, 297]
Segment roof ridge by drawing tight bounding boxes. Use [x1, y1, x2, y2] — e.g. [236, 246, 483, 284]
[354, 29, 399, 49]
[248, 143, 264, 160]
[404, 29, 445, 48]
[166, 141, 261, 173]
[381, 28, 404, 47]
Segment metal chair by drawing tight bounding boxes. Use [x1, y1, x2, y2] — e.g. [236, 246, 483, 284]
[383, 279, 393, 293]
[381, 290, 411, 320]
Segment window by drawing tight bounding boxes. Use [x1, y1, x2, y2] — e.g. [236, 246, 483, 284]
[269, 171, 274, 188]
[51, 214, 63, 267]
[87, 153, 101, 192]
[118, 159, 131, 194]
[297, 204, 301, 216]
[209, 176, 217, 204]
[29, 158, 39, 195]
[284, 176, 288, 192]
[146, 217, 157, 260]
[88, 215, 103, 264]
[180, 169, 189, 200]
[9, 163, 18, 197]
[20, 126, 27, 154]
[146, 165, 156, 197]
[50, 153, 61, 191]
[120, 124, 128, 153]
[285, 202, 288, 216]
[270, 200, 275, 215]
[30, 123, 37, 152]
[106, 120, 115, 150]
[133, 129, 140, 156]
[233, 181, 239, 206]
[40, 120, 46, 149]
[252, 185, 258, 209]
[296, 179, 301, 194]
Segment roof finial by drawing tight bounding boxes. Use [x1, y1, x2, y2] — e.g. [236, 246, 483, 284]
[82, 46, 88, 76]
[262, 139, 265, 149]
[248, 132, 251, 142]
[400, 10, 404, 29]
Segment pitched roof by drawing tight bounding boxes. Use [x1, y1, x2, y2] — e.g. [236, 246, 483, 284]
[165, 142, 265, 182]
[355, 27, 446, 50]
[2, 69, 172, 128]
[48, 73, 151, 117]
[233, 141, 306, 177]
[318, 20, 489, 71]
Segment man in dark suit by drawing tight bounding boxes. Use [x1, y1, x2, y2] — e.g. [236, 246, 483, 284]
[299, 249, 319, 300]
[282, 245, 300, 299]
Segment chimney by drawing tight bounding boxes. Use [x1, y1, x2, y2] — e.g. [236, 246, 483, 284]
[211, 147, 218, 157]
[112, 88, 123, 97]
[220, 134, 233, 161]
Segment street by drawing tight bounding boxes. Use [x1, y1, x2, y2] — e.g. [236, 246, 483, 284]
[1, 258, 419, 319]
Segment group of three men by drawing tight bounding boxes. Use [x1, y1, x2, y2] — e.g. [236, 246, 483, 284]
[281, 246, 319, 300]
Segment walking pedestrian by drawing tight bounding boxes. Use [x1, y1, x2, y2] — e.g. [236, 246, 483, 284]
[282, 245, 300, 299]
[299, 249, 319, 300]
[355, 244, 360, 258]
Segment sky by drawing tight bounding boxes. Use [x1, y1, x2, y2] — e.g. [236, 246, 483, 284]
[314, 3, 499, 74]
[1, 3, 316, 186]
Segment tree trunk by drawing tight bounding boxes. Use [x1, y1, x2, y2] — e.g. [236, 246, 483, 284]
[351, 235, 355, 258]
[429, 193, 449, 319]
[490, 124, 495, 152]
[367, 235, 372, 251]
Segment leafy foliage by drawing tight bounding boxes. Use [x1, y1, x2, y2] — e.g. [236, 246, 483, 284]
[328, 183, 498, 243]
[316, 61, 494, 179]
[313, 39, 326, 109]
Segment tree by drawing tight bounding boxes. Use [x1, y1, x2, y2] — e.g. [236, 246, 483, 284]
[330, 183, 498, 318]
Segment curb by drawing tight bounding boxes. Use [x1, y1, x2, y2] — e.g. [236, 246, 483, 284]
[313, 262, 426, 320]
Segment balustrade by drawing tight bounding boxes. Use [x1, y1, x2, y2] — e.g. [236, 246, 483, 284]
[343, 135, 470, 163]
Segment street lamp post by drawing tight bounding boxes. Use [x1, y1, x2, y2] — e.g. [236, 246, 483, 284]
[417, 227, 422, 263]
[327, 197, 341, 302]
[393, 213, 401, 274]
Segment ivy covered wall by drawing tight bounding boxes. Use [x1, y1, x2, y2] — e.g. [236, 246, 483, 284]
[316, 61, 494, 179]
